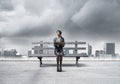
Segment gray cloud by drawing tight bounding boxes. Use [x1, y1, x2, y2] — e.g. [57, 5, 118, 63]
[0, 0, 14, 11]
[0, 0, 88, 38]
[14, 25, 53, 37]
[71, 0, 120, 41]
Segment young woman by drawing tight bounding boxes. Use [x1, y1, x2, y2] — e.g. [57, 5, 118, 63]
[53, 30, 65, 72]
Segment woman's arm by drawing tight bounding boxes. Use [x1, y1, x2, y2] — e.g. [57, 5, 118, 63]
[53, 37, 65, 47]
[56, 42, 65, 46]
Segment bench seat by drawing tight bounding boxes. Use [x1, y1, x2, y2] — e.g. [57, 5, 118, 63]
[29, 54, 88, 67]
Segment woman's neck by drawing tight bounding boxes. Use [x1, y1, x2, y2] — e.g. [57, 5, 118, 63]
[57, 35, 61, 38]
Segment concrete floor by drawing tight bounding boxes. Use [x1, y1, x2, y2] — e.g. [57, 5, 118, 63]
[0, 60, 120, 84]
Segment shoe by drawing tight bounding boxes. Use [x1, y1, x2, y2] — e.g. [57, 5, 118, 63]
[60, 67, 62, 72]
[57, 69, 61, 72]
[57, 68, 59, 72]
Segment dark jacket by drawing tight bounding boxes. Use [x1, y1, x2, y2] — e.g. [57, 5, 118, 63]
[53, 36, 65, 53]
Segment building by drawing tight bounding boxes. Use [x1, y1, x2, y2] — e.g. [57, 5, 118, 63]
[28, 50, 32, 56]
[104, 43, 115, 56]
[0, 49, 22, 58]
[88, 44, 92, 56]
[95, 50, 105, 57]
[95, 50, 99, 57]
[3, 49, 17, 57]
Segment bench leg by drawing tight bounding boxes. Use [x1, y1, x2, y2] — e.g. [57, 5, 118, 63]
[38, 57, 42, 67]
[76, 57, 80, 66]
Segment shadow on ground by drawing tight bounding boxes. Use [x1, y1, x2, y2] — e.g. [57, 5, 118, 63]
[40, 63, 88, 67]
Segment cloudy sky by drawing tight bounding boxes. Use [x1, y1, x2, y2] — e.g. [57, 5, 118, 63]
[0, 0, 120, 55]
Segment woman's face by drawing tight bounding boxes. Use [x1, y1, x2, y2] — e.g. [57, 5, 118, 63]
[56, 31, 61, 37]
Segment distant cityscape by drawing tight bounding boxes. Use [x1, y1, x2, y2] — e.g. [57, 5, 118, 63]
[0, 42, 119, 59]
[95, 43, 116, 57]
[0, 49, 22, 58]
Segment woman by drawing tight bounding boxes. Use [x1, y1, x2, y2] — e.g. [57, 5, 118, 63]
[53, 30, 65, 72]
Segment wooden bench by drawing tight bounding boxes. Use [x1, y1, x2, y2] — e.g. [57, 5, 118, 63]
[28, 41, 89, 67]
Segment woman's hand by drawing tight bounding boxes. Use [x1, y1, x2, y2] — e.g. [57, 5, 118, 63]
[55, 42, 65, 46]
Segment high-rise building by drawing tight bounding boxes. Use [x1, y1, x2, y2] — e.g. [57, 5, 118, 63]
[88, 44, 92, 56]
[104, 43, 115, 56]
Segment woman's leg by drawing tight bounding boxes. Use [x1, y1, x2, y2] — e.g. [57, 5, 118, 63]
[60, 55, 63, 71]
[57, 55, 60, 71]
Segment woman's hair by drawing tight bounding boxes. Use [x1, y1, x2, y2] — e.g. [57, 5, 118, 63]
[56, 30, 62, 34]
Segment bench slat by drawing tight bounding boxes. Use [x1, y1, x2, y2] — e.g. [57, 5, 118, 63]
[32, 47, 86, 50]
[29, 54, 88, 57]
[32, 42, 86, 44]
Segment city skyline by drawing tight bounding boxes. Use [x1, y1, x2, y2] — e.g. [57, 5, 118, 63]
[1, 41, 120, 56]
